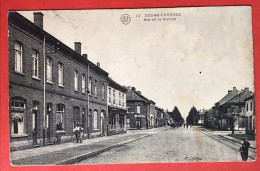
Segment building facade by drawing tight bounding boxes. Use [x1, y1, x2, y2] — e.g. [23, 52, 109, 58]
[155, 107, 165, 127]
[148, 100, 156, 128]
[107, 78, 127, 135]
[126, 87, 150, 129]
[244, 94, 255, 135]
[204, 87, 253, 131]
[9, 12, 108, 150]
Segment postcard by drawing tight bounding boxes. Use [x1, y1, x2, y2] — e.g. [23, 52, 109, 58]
[8, 6, 255, 165]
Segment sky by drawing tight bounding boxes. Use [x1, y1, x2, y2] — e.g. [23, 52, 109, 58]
[18, 6, 254, 119]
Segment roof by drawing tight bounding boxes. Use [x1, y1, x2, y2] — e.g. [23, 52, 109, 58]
[244, 94, 254, 102]
[227, 88, 252, 104]
[126, 87, 150, 103]
[218, 87, 239, 106]
[108, 78, 127, 92]
[9, 12, 108, 77]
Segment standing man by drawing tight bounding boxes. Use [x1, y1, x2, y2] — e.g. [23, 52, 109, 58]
[79, 124, 84, 143]
[73, 123, 80, 143]
[239, 137, 251, 161]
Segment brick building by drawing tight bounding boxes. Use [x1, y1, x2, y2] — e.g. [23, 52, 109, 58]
[126, 87, 149, 129]
[9, 12, 108, 150]
[107, 78, 127, 135]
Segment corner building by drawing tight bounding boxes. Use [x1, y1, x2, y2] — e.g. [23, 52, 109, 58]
[9, 12, 108, 150]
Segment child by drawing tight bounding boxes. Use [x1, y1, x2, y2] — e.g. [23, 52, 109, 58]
[239, 137, 250, 161]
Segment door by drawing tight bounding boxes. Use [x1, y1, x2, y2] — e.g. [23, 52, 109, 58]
[101, 111, 104, 135]
[32, 111, 38, 145]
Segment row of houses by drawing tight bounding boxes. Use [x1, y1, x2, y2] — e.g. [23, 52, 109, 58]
[199, 87, 255, 135]
[8, 12, 170, 151]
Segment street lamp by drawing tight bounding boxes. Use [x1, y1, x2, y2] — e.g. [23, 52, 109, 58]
[231, 106, 236, 134]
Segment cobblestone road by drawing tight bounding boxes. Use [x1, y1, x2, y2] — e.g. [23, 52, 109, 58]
[78, 126, 252, 164]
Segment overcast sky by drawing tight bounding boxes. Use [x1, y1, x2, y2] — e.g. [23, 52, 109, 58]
[18, 6, 254, 119]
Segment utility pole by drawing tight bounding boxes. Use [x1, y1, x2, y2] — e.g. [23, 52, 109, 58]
[43, 36, 46, 146]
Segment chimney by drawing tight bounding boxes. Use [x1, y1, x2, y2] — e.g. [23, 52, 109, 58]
[137, 91, 141, 94]
[82, 54, 88, 59]
[74, 42, 81, 55]
[33, 12, 43, 29]
[245, 87, 249, 90]
[228, 90, 232, 93]
[132, 87, 136, 91]
[97, 62, 100, 67]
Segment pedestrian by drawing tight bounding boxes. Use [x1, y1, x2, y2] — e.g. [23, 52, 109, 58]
[73, 123, 80, 143]
[186, 124, 188, 129]
[183, 123, 185, 128]
[79, 125, 84, 143]
[239, 137, 250, 161]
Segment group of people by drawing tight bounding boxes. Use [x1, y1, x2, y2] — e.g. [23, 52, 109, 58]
[73, 123, 84, 143]
[183, 123, 191, 129]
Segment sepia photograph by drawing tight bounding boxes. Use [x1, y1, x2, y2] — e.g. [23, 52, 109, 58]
[8, 6, 256, 165]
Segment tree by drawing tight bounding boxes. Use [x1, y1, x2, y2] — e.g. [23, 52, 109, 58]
[169, 106, 184, 125]
[186, 106, 199, 125]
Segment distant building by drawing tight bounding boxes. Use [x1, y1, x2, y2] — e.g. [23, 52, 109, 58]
[148, 100, 156, 128]
[155, 107, 165, 127]
[244, 94, 255, 135]
[197, 109, 205, 126]
[107, 78, 127, 135]
[126, 87, 151, 129]
[215, 87, 252, 131]
[203, 109, 214, 128]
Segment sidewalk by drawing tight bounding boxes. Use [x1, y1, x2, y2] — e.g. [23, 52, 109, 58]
[199, 127, 256, 149]
[11, 127, 169, 165]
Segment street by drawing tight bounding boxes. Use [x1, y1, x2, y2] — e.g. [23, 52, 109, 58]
[77, 126, 253, 164]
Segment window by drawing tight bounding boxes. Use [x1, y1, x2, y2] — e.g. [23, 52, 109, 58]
[46, 103, 52, 129]
[32, 50, 39, 77]
[82, 74, 86, 93]
[93, 110, 98, 129]
[250, 101, 253, 111]
[94, 80, 97, 97]
[246, 103, 249, 111]
[119, 114, 125, 128]
[46, 57, 53, 82]
[109, 88, 111, 102]
[137, 106, 141, 113]
[74, 70, 78, 91]
[109, 112, 116, 129]
[119, 92, 121, 105]
[113, 89, 115, 104]
[58, 63, 63, 86]
[11, 97, 26, 135]
[102, 84, 105, 99]
[56, 104, 64, 130]
[73, 106, 80, 128]
[15, 42, 23, 72]
[88, 77, 92, 95]
[122, 94, 125, 106]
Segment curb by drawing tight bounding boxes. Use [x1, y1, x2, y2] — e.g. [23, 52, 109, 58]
[55, 133, 152, 165]
[218, 135, 256, 150]
[199, 130, 256, 160]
